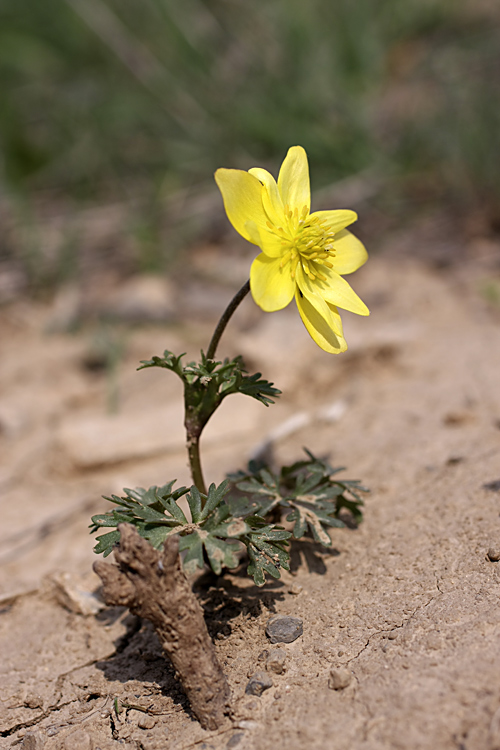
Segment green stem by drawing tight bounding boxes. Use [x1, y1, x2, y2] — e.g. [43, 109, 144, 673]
[187, 433, 207, 496]
[206, 280, 250, 360]
[185, 279, 251, 496]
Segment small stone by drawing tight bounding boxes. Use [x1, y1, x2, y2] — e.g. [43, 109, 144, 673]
[446, 455, 464, 465]
[245, 671, 273, 696]
[127, 709, 156, 730]
[235, 720, 260, 731]
[63, 729, 92, 750]
[24, 692, 44, 709]
[265, 615, 303, 644]
[328, 667, 352, 690]
[21, 734, 45, 750]
[50, 572, 105, 616]
[138, 714, 157, 730]
[266, 648, 287, 674]
[289, 584, 303, 595]
[487, 547, 500, 562]
[140, 741, 162, 750]
[227, 733, 244, 748]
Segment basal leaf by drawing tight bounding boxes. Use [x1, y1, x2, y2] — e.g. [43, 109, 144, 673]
[142, 524, 176, 549]
[93, 529, 121, 556]
[204, 535, 240, 575]
[179, 532, 204, 574]
[199, 479, 229, 521]
[187, 486, 202, 522]
[246, 541, 288, 586]
[160, 497, 188, 524]
[210, 517, 250, 538]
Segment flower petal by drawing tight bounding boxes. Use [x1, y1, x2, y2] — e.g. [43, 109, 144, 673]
[297, 264, 369, 316]
[302, 285, 344, 335]
[277, 146, 310, 213]
[310, 209, 358, 232]
[255, 228, 288, 258]
[330, 229, 368, 275]
[250, 253, 295, 312]
[295, 289, 347, 353]
[214, 168, 268, 244]
[248, 167, 285, 227]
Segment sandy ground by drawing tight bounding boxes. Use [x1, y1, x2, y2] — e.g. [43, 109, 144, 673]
[1, 231, 500, 750]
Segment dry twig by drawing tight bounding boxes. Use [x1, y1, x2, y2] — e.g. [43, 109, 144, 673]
[94, 523, 231, 729]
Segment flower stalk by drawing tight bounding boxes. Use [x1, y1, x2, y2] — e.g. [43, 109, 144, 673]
[206, 279, 250, 360]
[184, 279, 251, 497]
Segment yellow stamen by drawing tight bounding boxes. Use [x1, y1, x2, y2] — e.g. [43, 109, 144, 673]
[280, 251, 292, 268]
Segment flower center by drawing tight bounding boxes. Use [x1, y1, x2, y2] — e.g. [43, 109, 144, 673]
[267, 205, 336, 282]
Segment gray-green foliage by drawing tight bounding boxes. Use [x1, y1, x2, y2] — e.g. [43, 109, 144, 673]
[229, 450, 367, 547]
[90, 346, 367, 585]
[90, 452, 366, 586]
[139, 349, 280, 421]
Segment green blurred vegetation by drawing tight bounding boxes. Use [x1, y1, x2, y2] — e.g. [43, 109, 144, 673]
[1, 0, 499, 288]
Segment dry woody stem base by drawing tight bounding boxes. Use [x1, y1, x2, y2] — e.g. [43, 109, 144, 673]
[93, 524, 231, 730]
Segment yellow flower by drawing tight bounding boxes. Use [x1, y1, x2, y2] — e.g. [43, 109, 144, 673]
[215, 145, 369, 353]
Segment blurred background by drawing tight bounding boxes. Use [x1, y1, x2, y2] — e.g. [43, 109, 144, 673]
[0, 0, 499, 304]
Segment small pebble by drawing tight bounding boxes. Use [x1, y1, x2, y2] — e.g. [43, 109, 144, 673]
[24, 692, 44, 709]
[245, 671, 273, 696]
[234, 720, 261, 731]
[21, 733, 45, 750]
[266, 615, 303, 644]
[138, 714, 157, 730]
[328, 667, 352, 690]
[266, 648, 287, 674]
[446, 455, 464, 465]
[227, 733, 244, 749]
[289, 584, 303, 595]
[487, 547, 500, 562]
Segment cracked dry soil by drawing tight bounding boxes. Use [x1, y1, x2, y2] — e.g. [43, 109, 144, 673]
[1, 238, 500, 750]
